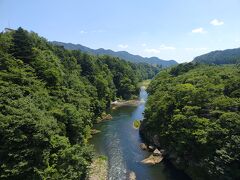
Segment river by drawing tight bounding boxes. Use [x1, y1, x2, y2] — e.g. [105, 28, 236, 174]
[90, 87, 190, 180]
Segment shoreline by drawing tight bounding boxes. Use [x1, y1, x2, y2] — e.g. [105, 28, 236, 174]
[111, 99, 141, 108]
[87, 156, 108, 180]
[111, 86, 146, 109]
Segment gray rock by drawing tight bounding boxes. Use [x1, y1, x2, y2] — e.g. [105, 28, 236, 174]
[153, 149, 162, 156]
[141, 154, 163, 165]
[148, 145, 154, 151]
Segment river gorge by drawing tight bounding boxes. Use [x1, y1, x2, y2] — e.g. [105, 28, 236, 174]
[90, 87, 189, 180]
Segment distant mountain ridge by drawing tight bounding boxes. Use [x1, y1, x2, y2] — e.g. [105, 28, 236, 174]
[52, 41, 178, 67]
[193, 47, 240, 65]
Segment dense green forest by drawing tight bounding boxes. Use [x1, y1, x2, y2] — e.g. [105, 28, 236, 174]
[193, 47, 240, 65]
[52, 41, 178, 67]
[0, 27, 160, 179]
[140, 63, 240, 179]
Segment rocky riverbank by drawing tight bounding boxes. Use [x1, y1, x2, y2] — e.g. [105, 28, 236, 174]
[110, 86, 147, 109]
[96, 112, 112, 123]
[139, 121, 167, 165]
[141, 154, 163, 165]
[111, 99, 141, 109]
[139, 142, 165, 165]
[87, 156, 108, 180]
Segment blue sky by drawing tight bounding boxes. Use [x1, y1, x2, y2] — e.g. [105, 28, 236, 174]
[1, 0, 240, 62]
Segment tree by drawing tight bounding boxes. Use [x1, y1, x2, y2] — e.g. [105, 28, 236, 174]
[141, 63, 240, 180]
[0, 27, 160, 179]
[11, 27, 34, 63]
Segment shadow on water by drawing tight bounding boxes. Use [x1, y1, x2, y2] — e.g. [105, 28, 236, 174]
[90, 87, 190, 180]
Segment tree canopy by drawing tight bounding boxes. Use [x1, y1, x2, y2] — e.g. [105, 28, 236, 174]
[141, 63, 240, 180]
[0, 27, 161, 179]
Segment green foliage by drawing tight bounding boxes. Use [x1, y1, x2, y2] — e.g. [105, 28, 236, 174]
[169, 62, 198, 76]
[142, 63, 240, 180]
[138, 79, 151, 88]
[133, 120, 141, 129]
[10, 27, 34, 63]
[0, 27, 160, 179]
[32, 49, 64, 86]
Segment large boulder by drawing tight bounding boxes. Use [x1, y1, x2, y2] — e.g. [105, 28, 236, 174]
[148, 145, 154, 151]
[153, 149, 161, 156]
[141, 154, 163, 165]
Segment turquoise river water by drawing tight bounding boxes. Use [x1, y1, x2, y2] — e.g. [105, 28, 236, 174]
[90, 87, 190, 180]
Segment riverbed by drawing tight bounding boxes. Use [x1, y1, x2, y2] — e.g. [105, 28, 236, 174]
[90, 87, 190, 180]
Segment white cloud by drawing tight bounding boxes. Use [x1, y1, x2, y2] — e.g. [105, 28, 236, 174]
[118, 44, 129, 49]
[141, 43, 147, 47]
[192, 27, 207, 34]
[159, 44, 176, 50]
[144, 48, 161, 54]
[210, 19, 224, 26]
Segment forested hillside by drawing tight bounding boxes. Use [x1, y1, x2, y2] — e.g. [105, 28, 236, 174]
[52, 41, 178, 67]
[140, 63, 240, 179]
[0, 27, 160, 179]
[193, 47, 240, 65]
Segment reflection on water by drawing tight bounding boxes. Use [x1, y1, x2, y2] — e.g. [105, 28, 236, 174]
[90, 87, 190, 180]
